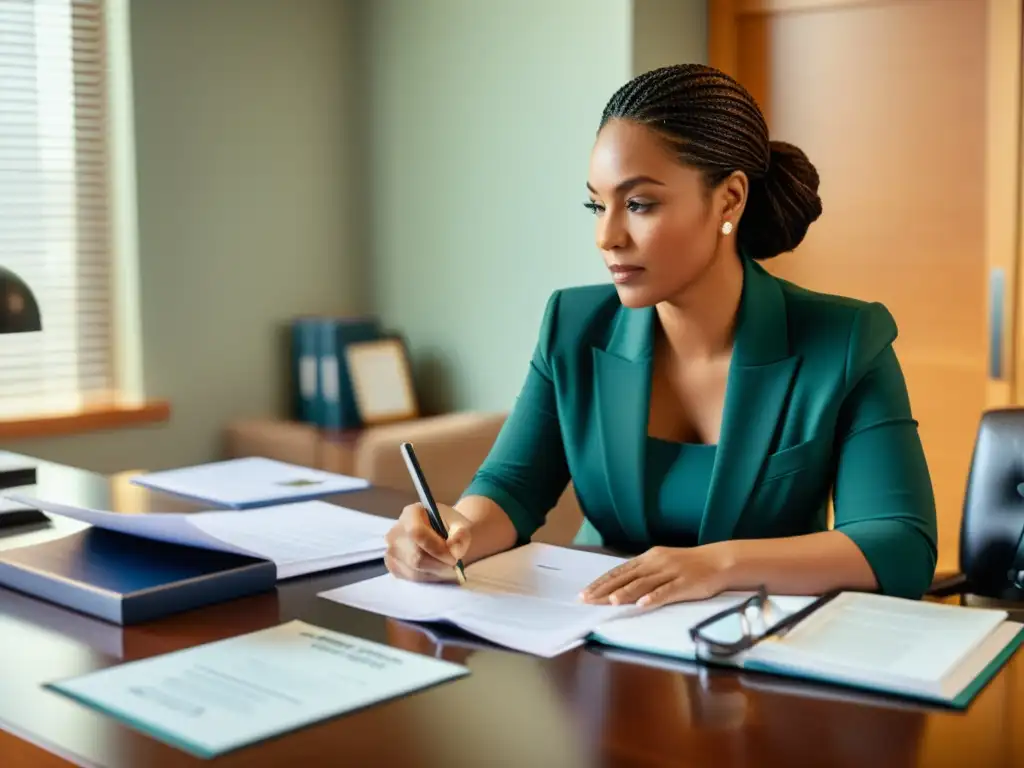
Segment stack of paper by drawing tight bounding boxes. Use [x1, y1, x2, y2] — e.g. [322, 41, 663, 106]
[2, 494, 391, 580]
[128, 457, 370, 508]
[319, 543, 640, 657]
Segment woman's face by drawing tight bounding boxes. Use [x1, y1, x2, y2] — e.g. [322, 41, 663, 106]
[586, 118, 741, 308]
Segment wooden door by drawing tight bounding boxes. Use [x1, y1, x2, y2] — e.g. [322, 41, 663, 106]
[710, 0, 1023, 573]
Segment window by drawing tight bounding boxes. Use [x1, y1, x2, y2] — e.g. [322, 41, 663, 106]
[0, 0, 149, 428]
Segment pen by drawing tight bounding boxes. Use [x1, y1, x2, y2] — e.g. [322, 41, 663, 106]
[399, 441, 467, 585]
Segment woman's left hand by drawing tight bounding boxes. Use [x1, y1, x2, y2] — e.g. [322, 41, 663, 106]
[579, 544, 735, 608]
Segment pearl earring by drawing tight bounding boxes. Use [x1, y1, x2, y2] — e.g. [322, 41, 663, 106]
[721, 221, 734, 235]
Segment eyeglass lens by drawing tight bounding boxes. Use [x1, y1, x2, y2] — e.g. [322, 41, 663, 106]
[696, 594, 778, 649]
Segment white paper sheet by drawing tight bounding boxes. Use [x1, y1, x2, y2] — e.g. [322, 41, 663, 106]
[2, 494, 229, 550]
[190, 503, 393, 579]
[129, 457, 370, 508]
[319, 543, 640, 657]
[2, 494, 390, 580]
[47, 620, 469, 758]
[752, 592, 1008, 686]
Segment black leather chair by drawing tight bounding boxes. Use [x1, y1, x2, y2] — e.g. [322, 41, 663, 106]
[930, 408, 1024, 602]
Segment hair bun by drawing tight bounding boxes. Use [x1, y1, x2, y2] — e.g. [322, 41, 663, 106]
[738, 140, 823, 261]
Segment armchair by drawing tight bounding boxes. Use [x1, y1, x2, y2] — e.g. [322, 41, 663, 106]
[223, 412, 584, 545]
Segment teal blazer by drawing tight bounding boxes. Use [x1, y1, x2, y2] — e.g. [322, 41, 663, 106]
[462, 256, 938, 600]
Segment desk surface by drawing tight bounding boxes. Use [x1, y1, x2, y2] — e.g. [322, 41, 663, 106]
[1, 456, 1023, 768]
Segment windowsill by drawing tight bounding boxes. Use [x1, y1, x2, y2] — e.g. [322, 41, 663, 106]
[0, 400, 171, 440]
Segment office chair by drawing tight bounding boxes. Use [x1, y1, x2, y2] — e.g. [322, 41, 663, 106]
[930, 408, 1024, 603]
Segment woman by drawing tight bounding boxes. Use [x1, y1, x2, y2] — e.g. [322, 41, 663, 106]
[384, 63, 938, 607]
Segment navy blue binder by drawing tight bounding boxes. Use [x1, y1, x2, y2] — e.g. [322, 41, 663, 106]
[0, 527, 276, 625]
[290, 316, 321, 423]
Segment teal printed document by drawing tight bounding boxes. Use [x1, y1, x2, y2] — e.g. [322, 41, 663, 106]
[591, 591, 1024, 708]
[47, 620, 469, 758]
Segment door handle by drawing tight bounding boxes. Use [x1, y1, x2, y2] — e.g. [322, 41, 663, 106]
[990, 267, 1006, 380]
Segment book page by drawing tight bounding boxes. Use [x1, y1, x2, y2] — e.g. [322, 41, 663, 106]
[465, 542, 625, 600]
[188, 502, 391, 579]
[754, 592, 1007, 687]
[0, 498, 90, 553]
[451, 592, 633, 657]
[319, 543, 637, 657]
[324, 572, 474, 622]
[3, 493, 235, 553]
[2, 495, 389, 579]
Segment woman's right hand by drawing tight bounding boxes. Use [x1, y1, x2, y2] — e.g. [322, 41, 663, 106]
[384, 502, 472, 582]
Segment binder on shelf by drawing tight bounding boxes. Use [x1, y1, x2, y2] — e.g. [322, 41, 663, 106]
[290, 316, 321, 424]
[317, 315, 382, 430]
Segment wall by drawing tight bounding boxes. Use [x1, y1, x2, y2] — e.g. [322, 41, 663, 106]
[632, 0, 708, 76]
[6, 0, 363, 473]
[6, 0, 709, 472]
[359, 0, 631, 413]
[362, 0, 709, 414]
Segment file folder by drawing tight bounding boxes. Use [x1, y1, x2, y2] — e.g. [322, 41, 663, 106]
[590, 590, 1024, 709]
[0, 527, 276, 625]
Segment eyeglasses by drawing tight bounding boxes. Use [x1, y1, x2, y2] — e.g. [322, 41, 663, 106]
[689, 586, 776, 658]
[689, 587, 838, 659]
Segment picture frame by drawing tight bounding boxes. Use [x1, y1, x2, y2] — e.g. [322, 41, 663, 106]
[344, 336, 420, 425]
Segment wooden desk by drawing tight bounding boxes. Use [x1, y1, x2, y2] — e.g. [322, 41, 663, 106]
[1, 459, 1023, 767]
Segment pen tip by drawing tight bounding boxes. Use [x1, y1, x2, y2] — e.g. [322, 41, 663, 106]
[455, 562, 467, 585]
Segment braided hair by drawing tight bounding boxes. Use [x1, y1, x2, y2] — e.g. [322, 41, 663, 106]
[600, 63, 822, 261]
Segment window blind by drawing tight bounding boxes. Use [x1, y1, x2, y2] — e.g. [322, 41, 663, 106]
[0, 0, 114, 419]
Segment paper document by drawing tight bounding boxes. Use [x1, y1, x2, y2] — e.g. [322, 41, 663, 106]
[747, 592, 1016, 700]
[593, 589, 1024, 707]
[1, 494, 391, 580]
[129, 457, 370, 508]
[46, 620, 469, 758]
[760, 592, 1003, 675]
[319, 543, 640, 657]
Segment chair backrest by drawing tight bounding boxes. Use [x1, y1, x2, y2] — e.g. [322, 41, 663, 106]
[960, 408, 1024, 597]
[353, 412, 508, 505]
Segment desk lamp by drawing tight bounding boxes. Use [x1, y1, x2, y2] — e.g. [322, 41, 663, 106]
[0, 266, 41, 335]
[0, 266, 47, 529]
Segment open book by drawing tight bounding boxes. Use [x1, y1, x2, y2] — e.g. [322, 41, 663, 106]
[591, 590, 1024, 708]
[2, 494, 390, 580]
[320, 542, 1024, 706]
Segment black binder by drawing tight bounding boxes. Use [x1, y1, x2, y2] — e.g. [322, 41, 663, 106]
[0, 526, 276, 625]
